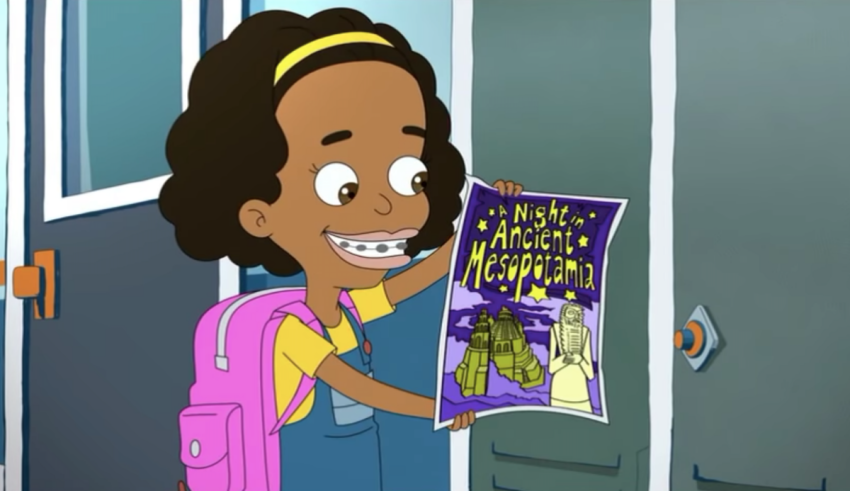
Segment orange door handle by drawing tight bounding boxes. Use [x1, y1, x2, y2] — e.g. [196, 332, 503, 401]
[11, 249, 59, 320]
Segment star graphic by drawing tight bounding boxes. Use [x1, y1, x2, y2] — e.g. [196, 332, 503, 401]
[588, 211, 596, 219]
[527, 283, 549, 303]
[564, 289, 577, 301]
[577, 234, 590, 248]
[477, 218, 489, 233]
[499, 284, 509, 293]
[488, 208, 495, 216]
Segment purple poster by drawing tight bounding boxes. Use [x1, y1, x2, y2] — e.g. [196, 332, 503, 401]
[434, 177, 627, 428]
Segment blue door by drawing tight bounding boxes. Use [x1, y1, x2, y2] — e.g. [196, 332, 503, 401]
[4, 2, 220, 490]
[242, 1, 455, 489]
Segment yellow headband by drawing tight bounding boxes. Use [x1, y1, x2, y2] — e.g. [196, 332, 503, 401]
[273, 32, 394, 86]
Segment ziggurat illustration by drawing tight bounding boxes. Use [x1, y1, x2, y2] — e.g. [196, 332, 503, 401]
[454, 306, 545, 397]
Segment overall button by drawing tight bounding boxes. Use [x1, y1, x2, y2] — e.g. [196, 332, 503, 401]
[362, 340, 372, 355]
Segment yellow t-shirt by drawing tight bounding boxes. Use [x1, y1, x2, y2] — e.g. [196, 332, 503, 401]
[273, 282, 395, 424]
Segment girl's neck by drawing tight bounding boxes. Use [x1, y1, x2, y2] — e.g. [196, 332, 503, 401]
[305, 277, 343, 328]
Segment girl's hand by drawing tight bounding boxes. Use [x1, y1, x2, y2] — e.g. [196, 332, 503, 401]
[492, 180, 524, 197]
[448, 409, 476, 431]
[178, 481, 189, 491]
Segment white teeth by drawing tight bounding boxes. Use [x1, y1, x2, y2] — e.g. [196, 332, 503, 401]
[326, 234, 408, 258]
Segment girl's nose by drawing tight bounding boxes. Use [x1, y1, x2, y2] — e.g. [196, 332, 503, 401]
[373, 193, 393, 216]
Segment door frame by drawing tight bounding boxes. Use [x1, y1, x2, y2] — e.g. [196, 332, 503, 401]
[4, 1, 201, 489]
[647, 0, 676, 490]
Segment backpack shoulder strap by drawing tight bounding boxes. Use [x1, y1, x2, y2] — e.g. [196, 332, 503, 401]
[338, 290, 363, 329]
[271, 299, 322, 434]
[277, 299, 322, 335]
[270, 292, 363, 434]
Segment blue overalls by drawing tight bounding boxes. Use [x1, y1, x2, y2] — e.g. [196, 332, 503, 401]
[279, 306, 383, 491]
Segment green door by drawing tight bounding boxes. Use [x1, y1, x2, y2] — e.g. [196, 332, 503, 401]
[672, 1, 850, 490]
[469, 1, 652, 490]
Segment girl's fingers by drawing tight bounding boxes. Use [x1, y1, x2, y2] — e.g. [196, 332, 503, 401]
[493, 180, 506, 195]
[513, 184, 524, 196]
[460, 411, 469, 428]
[468, 411, 476, 425]
[504, 181, 515, 196]
[178, 481, 187, 491]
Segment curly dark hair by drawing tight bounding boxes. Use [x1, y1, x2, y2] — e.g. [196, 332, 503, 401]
[159, 8, 466, 276]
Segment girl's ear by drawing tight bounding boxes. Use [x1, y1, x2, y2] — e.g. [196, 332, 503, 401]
[239, 199, 274, 238]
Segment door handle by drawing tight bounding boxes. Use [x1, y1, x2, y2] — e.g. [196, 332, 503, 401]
[673, 305, 718, 371]
[11, 249, 60, 320]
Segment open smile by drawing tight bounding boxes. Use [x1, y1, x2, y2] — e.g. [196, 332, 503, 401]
[325, 229, 418, 269]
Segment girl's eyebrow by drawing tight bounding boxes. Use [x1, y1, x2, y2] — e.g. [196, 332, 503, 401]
[321, 130, 353, 146]
[402, 125, 426, 138]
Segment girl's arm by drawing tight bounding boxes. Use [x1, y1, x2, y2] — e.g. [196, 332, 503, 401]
[384, 235, 455, 306]
[384, 179, 524, 306]
[316, 353, 435, 418]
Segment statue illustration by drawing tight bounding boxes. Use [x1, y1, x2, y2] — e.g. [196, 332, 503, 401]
[549, 302, 595, 412]
[455, 306, 545, 397]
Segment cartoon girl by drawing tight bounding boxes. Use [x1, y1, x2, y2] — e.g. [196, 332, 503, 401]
[160, 8, 522, 491]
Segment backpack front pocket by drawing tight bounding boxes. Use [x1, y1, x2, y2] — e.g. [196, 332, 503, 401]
[179, 403, 245, 491]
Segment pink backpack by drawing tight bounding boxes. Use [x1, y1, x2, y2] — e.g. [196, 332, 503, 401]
[178, 288, 364, 491]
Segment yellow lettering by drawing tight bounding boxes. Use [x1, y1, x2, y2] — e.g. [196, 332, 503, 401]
[584, 263, 596, 290]
[551, 230, 563, 254]
[513, 203, 528, 223]
[553, 256, 564, 283]
[509, 225, 523, 249]
[506, 255, 521, 281]
[566, 259, 579, 287]
[522, 228, 533, 249]
[559, 205, 570, 226]
[533, 255, 546, 284]
[490, 219, 508, 249]
[484, 253, 499, 282]
[460, 240, 487, 289]
[539, 229, 550, 250]
[514, 253, 533, 302]
[534, 205, 547, 229]
[497, 254, 510, 280]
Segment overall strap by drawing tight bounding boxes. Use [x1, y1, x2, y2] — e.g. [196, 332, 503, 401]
[338, 291, 364, 330]
[339, 303, 365, 346]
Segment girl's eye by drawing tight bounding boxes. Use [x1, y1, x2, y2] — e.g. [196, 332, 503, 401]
[313, 162, 359, 206]
[388, 156, 429, 197]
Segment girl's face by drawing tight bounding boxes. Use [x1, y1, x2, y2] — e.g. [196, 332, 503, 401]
[240, 61, 430, 288]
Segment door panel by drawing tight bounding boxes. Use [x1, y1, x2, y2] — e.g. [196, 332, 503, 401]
[489, 442, 628, 491]
[673, 1, 850, 490]
[25, 1, 218, 490]
[469, 1, 651, 490]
